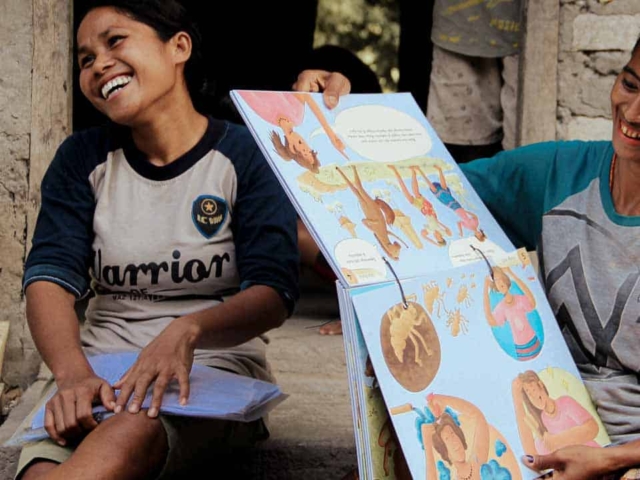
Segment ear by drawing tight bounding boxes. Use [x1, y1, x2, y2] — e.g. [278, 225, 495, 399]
[171, 31, 192, 65]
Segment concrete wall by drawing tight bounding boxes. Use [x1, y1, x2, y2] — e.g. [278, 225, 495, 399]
[0, 0, 40, 388]
[557, 0, 640, 141]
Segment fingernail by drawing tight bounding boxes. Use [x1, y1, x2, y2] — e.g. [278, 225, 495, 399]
[128, 404, 138, 414]
[110, 401, 116, 410]
[179, 397, 186, 406]
[57, 439, 66, 446]
[148, 407, 158, 418]
[523, 455, 534, 464]
[115, 405, 122, 414]
[327, 95, 337, 106]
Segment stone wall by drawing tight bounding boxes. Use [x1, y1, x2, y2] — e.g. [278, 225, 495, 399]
[557, 0, 640, 140]
[0, 0, 41, 389]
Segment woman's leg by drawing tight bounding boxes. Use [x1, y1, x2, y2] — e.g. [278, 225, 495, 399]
[21, 412, 168, 480]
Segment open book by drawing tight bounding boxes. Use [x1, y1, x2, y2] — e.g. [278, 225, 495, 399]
[230, 90, 610, 480]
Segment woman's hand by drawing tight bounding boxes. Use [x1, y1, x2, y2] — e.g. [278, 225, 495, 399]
[522, 446, 609, 480]
[113, 317, 199, 418]
[44, 374, 116, 446]
[292, 70, 351, 109]
[426, 393, 445, 417]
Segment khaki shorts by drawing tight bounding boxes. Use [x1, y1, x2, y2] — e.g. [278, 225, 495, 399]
[427, 44, 519, 150]
[15, 378, 268, 479]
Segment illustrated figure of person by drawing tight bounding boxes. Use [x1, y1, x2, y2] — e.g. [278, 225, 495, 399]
[414, 394, 518, 480]
[419, 165, 485, 241]
[237, 90, 347, 173]
[388, 164, 452, 247]
[336, 165, 403, 261]
[483, 266, 542, 361]
[512, 371, 600, 455]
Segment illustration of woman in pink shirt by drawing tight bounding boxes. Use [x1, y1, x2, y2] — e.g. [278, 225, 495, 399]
[483, 266, 543, 361]
[512, 370, 600, 455]
[237, 91, 347, 174]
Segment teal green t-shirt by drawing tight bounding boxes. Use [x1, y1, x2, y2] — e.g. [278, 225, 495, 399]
[462, 141, 640, 444]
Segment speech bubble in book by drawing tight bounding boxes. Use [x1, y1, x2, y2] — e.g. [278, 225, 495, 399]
[380, 301, 441, 392]
[325, 105, 432, 163]
[334, 238, 387, 284]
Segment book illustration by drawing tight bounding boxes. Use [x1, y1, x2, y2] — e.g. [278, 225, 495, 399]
[483, 264, 544, 362]
[231, 91, 515, 286]
[373, 187, 424, 250]
[388, 164, 450, 248]
[233, 90, 613, 480]
[235, 91, 347, 173]
[390, 394, 521, 480]
[512, 367, 610, 455]
[335, 238, 388, 285]
[423, 165, 485, 241]
[337, 165, 405, 261]
[349, 258, 586, 479]
[381, 296, 442, 392]
[327, 201, 359, 238]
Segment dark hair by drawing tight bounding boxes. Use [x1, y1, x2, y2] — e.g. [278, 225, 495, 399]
[634, 36, 640, 55]
[432, 412, 468, 465]
[77, 0, 205, 105]
[518, 370, 549, 437]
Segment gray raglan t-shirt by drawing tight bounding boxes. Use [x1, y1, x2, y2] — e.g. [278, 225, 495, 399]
[24, 118, 299, 382]
[463, 140, 640, 444]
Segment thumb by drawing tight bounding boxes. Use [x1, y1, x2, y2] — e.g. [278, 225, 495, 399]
[522, 453, 558, 473]
[99, 381, 117, 411]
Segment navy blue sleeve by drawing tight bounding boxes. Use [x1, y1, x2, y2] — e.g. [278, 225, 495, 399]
[227, 128, 300, 316]
[23, 130, 105, 298]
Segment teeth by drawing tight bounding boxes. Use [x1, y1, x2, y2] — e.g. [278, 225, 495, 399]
[101, 75, 132, 99]
[621, 123, 640, 139]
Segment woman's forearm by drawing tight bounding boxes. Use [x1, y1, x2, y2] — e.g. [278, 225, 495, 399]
[26, 281, 93, 383]
[182, 285, 288, 349]
[548, 418, 599, 450]
[600, 439, 640, 473]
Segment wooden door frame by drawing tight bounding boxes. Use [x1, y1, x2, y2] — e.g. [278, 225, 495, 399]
[29, 0, 73, 238]
[517, 0, 560, 146]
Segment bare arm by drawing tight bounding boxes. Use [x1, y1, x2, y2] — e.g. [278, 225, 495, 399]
[26, 281, 115, 444]
[505, 267, 536, 309]
[114, 285, 287, 416]
[26, 282, 92, 381]
[435, 165, 448, 190]
[524, 440, 640, 480]
[543, 408, 598, 451]
[512, 377, 538, 454]
[429, 393, 490, 463]
[483, 277, 497, 327]
[294, 92, 347, 158]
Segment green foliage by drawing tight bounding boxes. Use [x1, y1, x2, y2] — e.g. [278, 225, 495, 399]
[314, 0, 400, 92]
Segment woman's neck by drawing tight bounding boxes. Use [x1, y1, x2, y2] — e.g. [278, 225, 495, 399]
[544, 398, 557, 416]
[612, 155, 640, 216]
[129, 90, 209, 167]
[454, 460, 473, 480]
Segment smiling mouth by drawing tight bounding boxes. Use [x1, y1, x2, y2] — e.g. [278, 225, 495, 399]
[620, 120, 640, 140]
[101, 75, 133, 100]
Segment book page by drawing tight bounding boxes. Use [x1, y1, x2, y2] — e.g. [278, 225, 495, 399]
[349, 258, 610, 480]
[230, 91, 514, 287]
